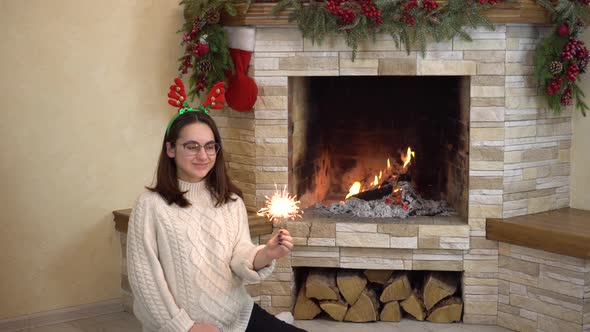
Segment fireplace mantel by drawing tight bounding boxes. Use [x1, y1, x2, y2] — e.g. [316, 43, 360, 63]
[221, 1, 551, 26]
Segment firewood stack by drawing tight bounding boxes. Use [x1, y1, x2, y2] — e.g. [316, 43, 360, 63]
[293, 269, 463, 323]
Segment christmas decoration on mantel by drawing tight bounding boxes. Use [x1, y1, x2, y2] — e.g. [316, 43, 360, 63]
[271, 0, 498, 58]
[224, 27, 259, 111]
[178, 0, 590, 115]
[178, 1, 234, 100]
[179, 1, 259, 111]
[533, 0, 590, 115]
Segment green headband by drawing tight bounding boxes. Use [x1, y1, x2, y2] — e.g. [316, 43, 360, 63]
[166, 102, 211, 137]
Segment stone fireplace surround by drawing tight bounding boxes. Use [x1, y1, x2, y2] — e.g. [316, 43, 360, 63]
[206, 24, 590, 331]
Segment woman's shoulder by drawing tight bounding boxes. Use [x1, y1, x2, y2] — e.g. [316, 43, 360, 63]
[130, 191, 176, 226]
[134, 190, 169, 211]
[137, 190, 164, 203]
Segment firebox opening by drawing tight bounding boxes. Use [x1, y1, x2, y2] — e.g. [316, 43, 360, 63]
[289, 76, 470, 219]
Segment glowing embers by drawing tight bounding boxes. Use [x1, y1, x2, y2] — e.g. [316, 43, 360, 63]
[316, 146, 454, 219]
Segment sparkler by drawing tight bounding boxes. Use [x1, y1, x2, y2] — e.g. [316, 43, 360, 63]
[257, 185, 302, 224]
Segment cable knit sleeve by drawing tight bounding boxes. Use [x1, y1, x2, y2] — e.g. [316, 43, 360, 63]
[126, 194, 194, 332]
[229, 198, 275, 282]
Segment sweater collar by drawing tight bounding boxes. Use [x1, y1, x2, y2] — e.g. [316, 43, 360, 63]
[178, 178, 208, 202]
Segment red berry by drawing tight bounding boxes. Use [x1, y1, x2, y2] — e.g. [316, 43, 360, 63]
[557, 25, 569, 37]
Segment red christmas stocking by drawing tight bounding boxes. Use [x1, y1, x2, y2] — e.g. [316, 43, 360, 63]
[225, 27, 258, 112]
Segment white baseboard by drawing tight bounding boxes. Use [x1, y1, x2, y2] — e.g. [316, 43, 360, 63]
[0, 298, 124, 332]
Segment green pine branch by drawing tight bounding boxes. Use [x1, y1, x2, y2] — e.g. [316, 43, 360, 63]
[179, 0, 237, 99]
[573, 82, 589, 116]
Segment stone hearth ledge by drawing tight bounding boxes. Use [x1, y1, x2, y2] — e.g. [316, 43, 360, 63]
[285, 216, 470, 250]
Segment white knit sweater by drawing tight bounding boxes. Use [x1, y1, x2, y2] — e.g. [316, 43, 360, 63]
[127, 180, 275, 332]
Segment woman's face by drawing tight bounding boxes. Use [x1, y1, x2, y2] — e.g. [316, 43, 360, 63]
[166, 122, 217, 183]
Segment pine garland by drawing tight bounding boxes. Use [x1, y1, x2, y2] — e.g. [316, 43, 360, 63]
[272, 0, 497, 58]
[533, 0, 590, 115]
[177, 0, 590, 115]
[179, 1, 247, 99]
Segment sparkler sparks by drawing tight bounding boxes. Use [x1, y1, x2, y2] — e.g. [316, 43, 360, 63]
[257, 186, 302, 223]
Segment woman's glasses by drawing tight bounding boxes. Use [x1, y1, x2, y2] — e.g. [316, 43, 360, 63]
[180, 141, 220, 156]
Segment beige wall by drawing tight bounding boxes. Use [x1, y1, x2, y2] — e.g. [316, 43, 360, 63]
[572, 30, 590, 209]
[1, 0, 589, 321]
[0, 1, 183, 319]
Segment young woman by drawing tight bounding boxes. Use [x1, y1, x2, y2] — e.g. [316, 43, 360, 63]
[127, 107, 305, 332]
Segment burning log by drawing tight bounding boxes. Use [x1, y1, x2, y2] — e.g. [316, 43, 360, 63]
[348, 173, 414, 204]
[337, 270, 368, 305]
[340, 146, 424, 208]
[317, 145, 455, 218]
[350, 183, 394, 201]
[397, 173, 412, 183]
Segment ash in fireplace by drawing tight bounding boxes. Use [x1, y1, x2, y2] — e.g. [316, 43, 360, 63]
[310, 180, 455, 219]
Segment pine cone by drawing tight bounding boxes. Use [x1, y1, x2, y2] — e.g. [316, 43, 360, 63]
[198, 59, 213, 73]
[549, 61, 563, 75]
[193, 18, 207, 29]
[204, 10, 220, 25]
[428, 16, 440, 25]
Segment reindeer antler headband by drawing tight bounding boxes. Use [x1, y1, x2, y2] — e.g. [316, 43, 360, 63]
[166, 78, 226, 136]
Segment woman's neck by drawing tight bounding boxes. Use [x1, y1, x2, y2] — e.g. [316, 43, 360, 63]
[178, 178, 208, 203]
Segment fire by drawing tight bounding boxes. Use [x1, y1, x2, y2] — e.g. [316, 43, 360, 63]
[257, 186, 302, 223]
[343, 147, 417, 201]
[346, 181, 362, 199]
[402, 147, 415, 169]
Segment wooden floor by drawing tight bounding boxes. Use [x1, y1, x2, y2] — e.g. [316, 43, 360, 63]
[17, 312, 513, 332]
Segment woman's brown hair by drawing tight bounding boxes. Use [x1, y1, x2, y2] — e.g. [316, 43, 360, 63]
[147, 111, 242, 207]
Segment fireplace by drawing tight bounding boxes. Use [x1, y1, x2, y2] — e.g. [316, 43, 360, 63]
[289, 76, 470, 220]
[109, 20, 578, 332]
[209, 24, 575, 328]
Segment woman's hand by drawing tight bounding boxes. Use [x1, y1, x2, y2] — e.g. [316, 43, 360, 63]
[188, 323, 220, 332]
[264, 228, 293, 260]
[253, 229, 294, 270]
